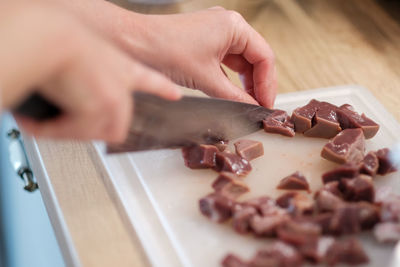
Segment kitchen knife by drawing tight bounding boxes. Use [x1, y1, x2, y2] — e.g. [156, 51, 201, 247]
[14, 92, 275, 152]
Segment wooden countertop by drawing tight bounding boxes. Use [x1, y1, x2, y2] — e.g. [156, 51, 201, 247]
[27, 1, 400, 266]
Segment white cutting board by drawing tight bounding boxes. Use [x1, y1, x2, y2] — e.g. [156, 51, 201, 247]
[94, 85, 400, 267]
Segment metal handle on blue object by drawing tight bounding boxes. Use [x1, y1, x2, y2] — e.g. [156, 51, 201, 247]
[7, 129, 38, 192]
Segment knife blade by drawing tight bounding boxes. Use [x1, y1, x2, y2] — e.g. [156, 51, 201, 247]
[14, 92, 274, 152]
[107, 92, 274, 152]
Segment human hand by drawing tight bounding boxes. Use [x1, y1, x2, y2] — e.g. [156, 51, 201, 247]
[124, 7, 277, 108]
[1, 2, 180, 142]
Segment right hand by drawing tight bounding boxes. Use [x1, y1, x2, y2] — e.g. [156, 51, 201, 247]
[1, 1, 180, 142]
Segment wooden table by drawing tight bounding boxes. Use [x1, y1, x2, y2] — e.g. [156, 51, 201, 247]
[26, 1, 400, 266]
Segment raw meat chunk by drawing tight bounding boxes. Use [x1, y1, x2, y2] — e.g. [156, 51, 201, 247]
[250, 241, 303, 267]
[276, 192, 314, 216]
[250, 215, 289, 237]
[303, 101, 341, 139]
[291, 99, 321, 133]
[212, 173, 249, 199]
[357, 202, 380, 230]
[242, 196, 275, 214]
[276, 171, 310, 191]
[276, 219, 321, 246]
[215, 151, 252, 176]
[329, 203, 361, 235]
[360, 151, 379, 176]
[222, 254, 249, 267]
[234, 140, 264, 161]
[336, 104, 379, 139]
[215, 140, 229, 152]
[314, 190, 343, 212]
[232, 204, 258, 234]
[376, 148, 398, 175]
[199, 193, 234, 223]
[374, 222, 400, 243]
[299, 237, 334, 263]
[320, 181, 343, 197]
[182, 144, 218, 169]
[340, 174, 375, 202]
[263, 110, 295, 137]
[321, 128, 365, 164]
[322, 163, 360, 184]
[312, 213, 334, 234]
[325, 238, 369, 265]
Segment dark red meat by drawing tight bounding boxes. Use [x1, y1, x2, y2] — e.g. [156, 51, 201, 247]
[249, 241, 303, 267]
[291, 99, 321, 133]
[314, 190, 343, 212]
[360, 151, 379, 176]
[376, 148, 397, 175]
[276, 219, 321, 246]
[336, 104, 379, 139]
[222, 254, 249, 267]
[340, 174, 375, 202]
[199, 193, 234, 223]
[212, 172, 249, 200]
[321, 128, 365, 164]
[276, 171, 310, 191]
[321, 163, 360, 184]
[303, 101, 341, 139]
[182, 144, 218, 169]
[234, 140, 264, 161]
[250, 215, 290, 237]
[276, 192, 314, 216]
[325, 238, 369, 265]
[357, 201, 380, 230]
[299, 237, 334, 264]
[214, 151, 252, 176]
[263, 110, 295, 137]
[329, 203, 361, 235]
[232, 204, 258, 234]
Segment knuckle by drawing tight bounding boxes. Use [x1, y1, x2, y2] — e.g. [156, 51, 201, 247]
[102, 93, 120, 111]
[224, 10, 244, 24]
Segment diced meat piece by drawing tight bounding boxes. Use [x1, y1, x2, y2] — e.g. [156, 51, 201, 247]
[380, 195, 400, 222]
[329, 203, 360, 235]
[340, 174, 375, 202]
[263, 110, 295, 137]
[376, 148, 398, 175]
[374, 222, 400, 243]
[234, 140, 264, 161]
[303, 102, 341, 139]
[222, 254, 249, 267]
[314, 190, 343, 212]
[340, 104, 355, 111]
[212, 172, 237, 191]
[321, 128, 365, 164]
[325, 238, 369, 265]
[215, 140, 229, 152]
[182, 144, 218, 169]
[277, 219, 321, 246]
[360, 151, 379, 176]
[276, 192, 314, 216]
[250, 215, 289, 237]
[232, 204, 258, 234]
[276, 171, 310, 191]
[321, 181, 343, 197]
[215, 151, 252, 176]
[336, 104, 379, 139]
[299, 237, 334, 264]
[321, 163, 360, 184]
[199, 193, 234, 223]
[312, 213, 334, 234]
[357, 202, 380, 230]
[212, 173, 249, 200]
[291, 99, 321, 133]
[250, 241, 303, 267]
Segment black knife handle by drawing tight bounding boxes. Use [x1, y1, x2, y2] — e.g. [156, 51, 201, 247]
[14, 93, 61, 121]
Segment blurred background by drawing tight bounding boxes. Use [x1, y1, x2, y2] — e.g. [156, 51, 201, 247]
[0, 0, 399, 266]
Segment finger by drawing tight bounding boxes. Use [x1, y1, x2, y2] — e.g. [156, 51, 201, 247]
[131, 62, 182, 101]
[229, 21, 276, 108]
[201, 68, 258, 105]
[222, 54, 254, 95]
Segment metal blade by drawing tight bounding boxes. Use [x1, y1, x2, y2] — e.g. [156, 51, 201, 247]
[107, 92, 274, 153]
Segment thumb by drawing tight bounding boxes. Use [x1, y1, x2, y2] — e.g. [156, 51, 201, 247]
[201, 68, 259, 105]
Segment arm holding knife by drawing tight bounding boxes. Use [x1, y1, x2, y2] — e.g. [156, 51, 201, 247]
[0, 0, 276, 142]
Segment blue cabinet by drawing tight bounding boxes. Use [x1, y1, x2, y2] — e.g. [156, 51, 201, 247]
[0, 114, 64, 267]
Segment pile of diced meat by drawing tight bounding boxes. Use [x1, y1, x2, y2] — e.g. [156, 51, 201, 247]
[181, 99, 398, 267]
